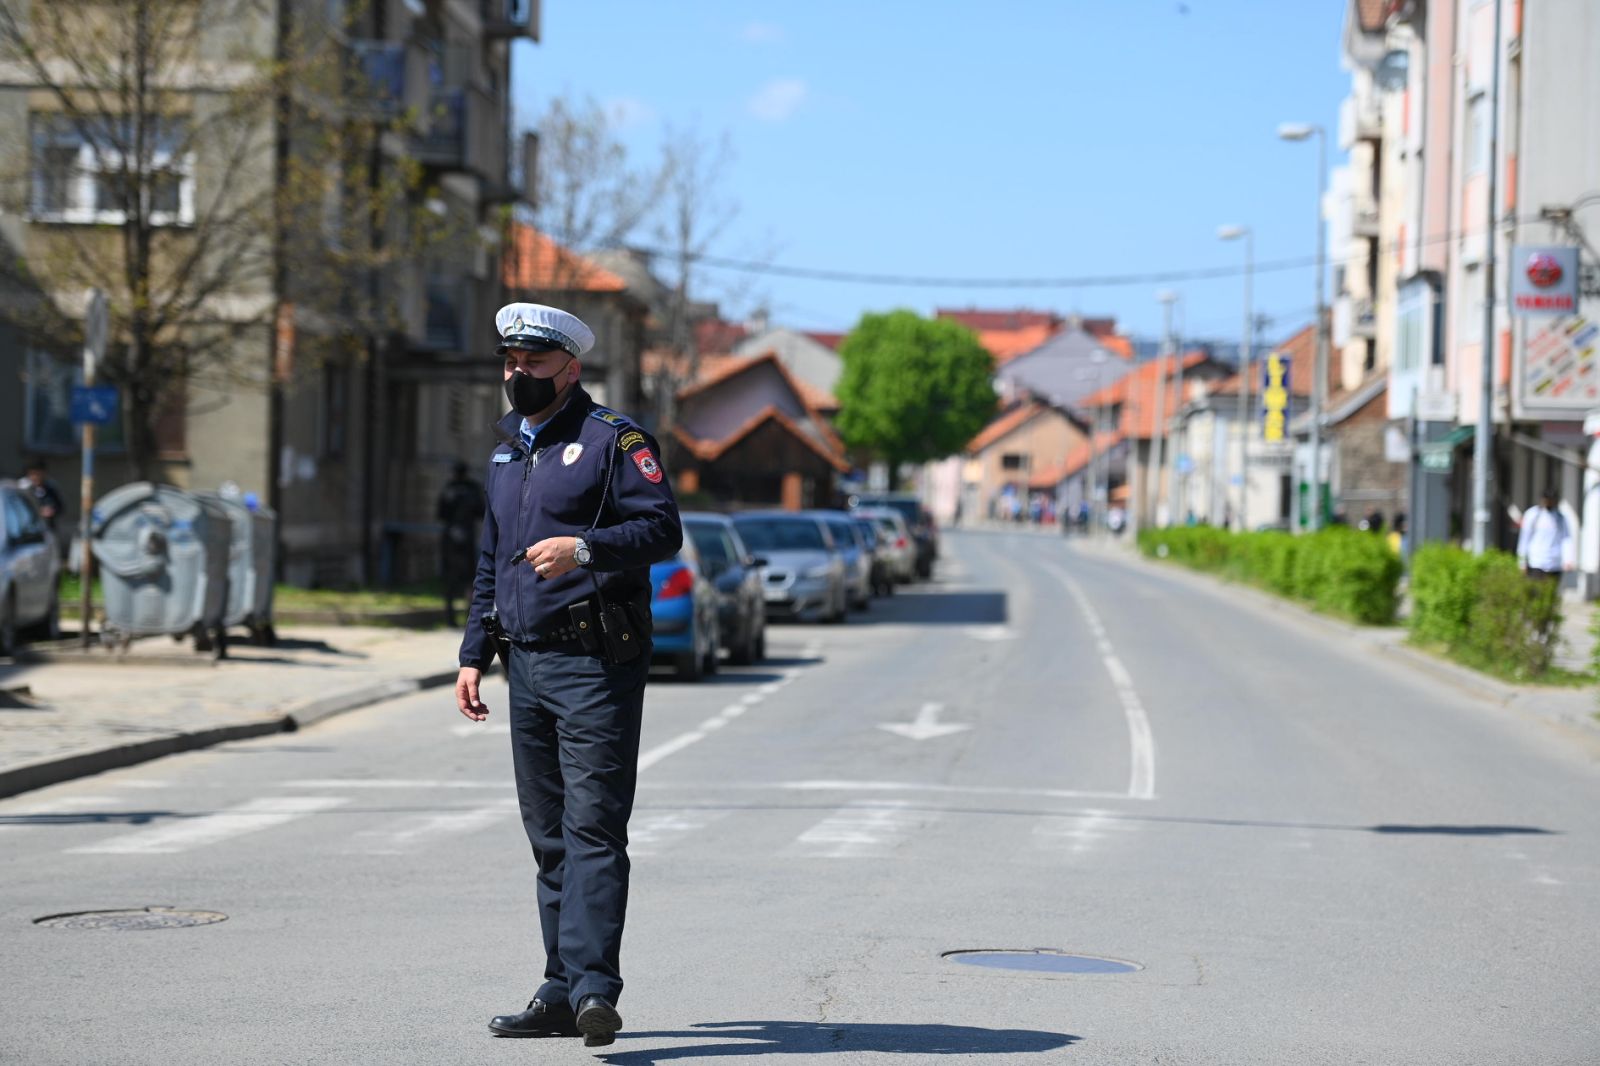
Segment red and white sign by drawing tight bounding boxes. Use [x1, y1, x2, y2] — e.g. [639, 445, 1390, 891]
[1510, 245, 1580, 315]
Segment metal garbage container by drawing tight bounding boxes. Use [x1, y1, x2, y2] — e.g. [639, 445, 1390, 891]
[192, 490, 277, 646]
[90, 483, 232, 656]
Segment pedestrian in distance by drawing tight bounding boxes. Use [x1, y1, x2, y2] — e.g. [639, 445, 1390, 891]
[1517, 488, 1573, 581]
[435, 461, 485, 627]
[18, 457, 65, 546]
[453, 302, 683, 1048]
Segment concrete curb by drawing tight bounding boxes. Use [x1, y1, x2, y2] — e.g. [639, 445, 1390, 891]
[0, 668, 463, 801]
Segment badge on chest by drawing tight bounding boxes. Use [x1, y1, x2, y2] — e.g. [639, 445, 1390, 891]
[562, 443, 585, 466]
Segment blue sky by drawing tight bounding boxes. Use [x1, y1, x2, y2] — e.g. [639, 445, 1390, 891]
[511, 1, 1350, 347]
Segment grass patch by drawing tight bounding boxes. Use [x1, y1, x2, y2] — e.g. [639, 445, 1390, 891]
[61, 575, 449, 616]
[1406, 636, 1597, 688]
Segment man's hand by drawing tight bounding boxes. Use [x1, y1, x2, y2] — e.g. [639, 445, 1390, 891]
[523, 536, 580, 580]
[455, 667, 488, 721]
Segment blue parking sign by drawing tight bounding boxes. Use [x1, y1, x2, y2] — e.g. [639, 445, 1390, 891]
[71, 385, 119, 425]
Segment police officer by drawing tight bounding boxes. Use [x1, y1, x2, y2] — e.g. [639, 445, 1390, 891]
[454, 303, 682, 1047]
[436, 461, 486, 627]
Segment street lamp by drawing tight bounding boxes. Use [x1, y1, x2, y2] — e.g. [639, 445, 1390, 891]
[1279, 121, 1329, 531]
[1218, 224, 1253, 531]
[1148, 291, 1179, 527]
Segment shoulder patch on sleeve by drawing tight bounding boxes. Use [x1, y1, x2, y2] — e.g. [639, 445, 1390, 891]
[617, 430, 647, 452]
[589, 409, 630, 428]
[631, 448, 664, 484]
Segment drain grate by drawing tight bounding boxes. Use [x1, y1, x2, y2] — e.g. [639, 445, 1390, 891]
[943, 949, 1141, 974]
[34, 908, 227, 931]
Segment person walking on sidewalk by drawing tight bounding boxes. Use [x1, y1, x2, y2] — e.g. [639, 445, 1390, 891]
[1517, 488, 1573, 581]
[454, 302, 681, 1048]
[436, 461, 485, 627]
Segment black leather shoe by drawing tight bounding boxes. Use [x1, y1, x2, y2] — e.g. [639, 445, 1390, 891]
[488, 997, 579, 1038]
[576, 995, 623, 1047]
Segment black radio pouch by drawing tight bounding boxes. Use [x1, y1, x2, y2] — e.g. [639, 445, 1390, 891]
[567, 434, 643, 664]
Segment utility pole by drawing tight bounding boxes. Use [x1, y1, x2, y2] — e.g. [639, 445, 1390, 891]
[79, 289, 108, 648]
[1278, 122, 1329, 530]
[1471, 0, 1504, 554]
[1148, 291, 1178, 526]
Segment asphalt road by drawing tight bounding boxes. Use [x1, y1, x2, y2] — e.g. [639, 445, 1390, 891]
[3, 529, 1597, 1065]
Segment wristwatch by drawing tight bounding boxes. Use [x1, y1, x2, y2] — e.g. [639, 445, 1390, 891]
[574, 537, 592, 567]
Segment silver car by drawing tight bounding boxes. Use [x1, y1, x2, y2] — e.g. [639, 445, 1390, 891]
[809, 510, 872, 611]
[854, 506, 916, 583]
[1, 485, 62, 655]
[731, 512, 847, 624]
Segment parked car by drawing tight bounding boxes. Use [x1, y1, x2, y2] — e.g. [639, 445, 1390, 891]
[682, 512, 767, 664]
[810, 510, 872, 611]
[0, 485, 61, 656]
[649, 537, 720, 681]
[852, 515, 895, 597]
[854, 506, 916, 585]
[731, 511, 847, 624]
[849, 493, 937, 578]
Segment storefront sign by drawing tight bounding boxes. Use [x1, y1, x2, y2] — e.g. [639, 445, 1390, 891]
[1261, 351, 1290, 443]
[1520, 314, 1599, 416]
[1510, 246, 1579, 315]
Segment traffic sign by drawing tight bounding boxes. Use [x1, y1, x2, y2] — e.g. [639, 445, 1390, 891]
[71, 385, 119, 425]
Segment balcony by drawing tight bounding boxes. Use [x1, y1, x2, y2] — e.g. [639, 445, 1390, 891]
[1351, 295, 1376, 338]
[416, 86, 507, 187]
[482, 0, 540, 40]
[1338, 92, 1380, 150]
[346, 40, 431, 122]
[1351, 194, 1380, 238]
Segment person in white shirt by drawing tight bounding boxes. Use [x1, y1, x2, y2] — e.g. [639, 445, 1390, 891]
[1516, 488, 1573, 579]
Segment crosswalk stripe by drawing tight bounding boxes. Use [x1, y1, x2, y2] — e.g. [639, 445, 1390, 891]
[629, 810, 728, 856]
[788, 801, 938, 859]
[69, 797, 347, 855]
[348, 798, 520, 854]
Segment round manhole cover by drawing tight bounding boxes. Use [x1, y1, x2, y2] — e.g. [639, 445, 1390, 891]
[34, 908, 227, 931]
[943, 949, 1141, 974]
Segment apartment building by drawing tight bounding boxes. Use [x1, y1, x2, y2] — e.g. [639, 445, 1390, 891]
[0, 0, 535, 585]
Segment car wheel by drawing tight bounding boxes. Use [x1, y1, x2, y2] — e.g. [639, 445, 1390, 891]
[728, 611, 755, 665]
[754, 626, 766, 662]
[826, 587, 846, 624]
[0, 592, 16, 657]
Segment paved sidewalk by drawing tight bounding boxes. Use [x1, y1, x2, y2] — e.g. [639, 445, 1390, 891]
[0, 626, 463, 799]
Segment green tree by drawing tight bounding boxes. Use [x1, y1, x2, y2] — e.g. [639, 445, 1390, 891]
[835, 310, 997, 477]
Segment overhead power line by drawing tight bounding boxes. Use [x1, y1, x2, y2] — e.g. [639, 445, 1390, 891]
[615, 218, 1557, 290]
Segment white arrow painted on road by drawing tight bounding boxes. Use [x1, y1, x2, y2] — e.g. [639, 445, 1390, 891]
[878, 702, 972, 741]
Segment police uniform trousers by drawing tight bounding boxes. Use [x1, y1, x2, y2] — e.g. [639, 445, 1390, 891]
[506, 636, 650, 1011]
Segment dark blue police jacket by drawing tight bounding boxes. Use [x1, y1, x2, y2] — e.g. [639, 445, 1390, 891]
[458, 386, 682, 669]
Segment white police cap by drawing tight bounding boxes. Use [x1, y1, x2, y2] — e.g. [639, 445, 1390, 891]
[494, 302, 596, 357]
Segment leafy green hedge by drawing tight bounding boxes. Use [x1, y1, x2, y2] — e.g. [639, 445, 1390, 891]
[1137, 526, 1401, 625]
[1410, 544, 1562, 681]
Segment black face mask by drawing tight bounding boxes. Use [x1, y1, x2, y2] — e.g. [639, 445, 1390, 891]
[504, 363, 569, 417]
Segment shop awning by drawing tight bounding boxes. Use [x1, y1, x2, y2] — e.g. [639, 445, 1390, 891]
[1418, 424, 1474, 472]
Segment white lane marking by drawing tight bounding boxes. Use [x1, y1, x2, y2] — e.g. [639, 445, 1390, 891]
[966, 625, 1017, 641]
[789, 801, 936, 859]
[284, 779, 504, 789]
[71, 797, 347, 855]
[451, 722, 511, 737]
[629, 810, 729, 856]
[349, 798, 519, 854]
[878, 702, 972, 741]
[1046, 563, 1156, 801]
[0, 795, 123, 829]
[636, 731, 709, 772]
[721, 703, 750, 719]
[636, 779, 1132, 801]
[1032, 809, 1119, 855]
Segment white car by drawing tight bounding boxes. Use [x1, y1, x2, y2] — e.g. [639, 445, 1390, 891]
[853, 506, 916, 584]
[1, 485, 62, 655]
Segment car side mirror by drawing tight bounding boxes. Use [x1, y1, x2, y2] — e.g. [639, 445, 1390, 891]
[748, 555, 767, 569]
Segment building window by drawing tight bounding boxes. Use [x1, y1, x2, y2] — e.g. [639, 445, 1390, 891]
[1000, 453, 1028, 471]
[1460, 265, 1485, 346]
[1465, 92, 1488, 175]
[30, 114, 194, 226]
[321, 363, 348, 459]
[23, 350, 125, 452]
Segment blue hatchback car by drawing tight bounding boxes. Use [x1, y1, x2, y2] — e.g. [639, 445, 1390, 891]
[649, 537, 720, 681]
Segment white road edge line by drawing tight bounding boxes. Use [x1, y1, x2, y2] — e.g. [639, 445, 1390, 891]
[1046, 563, 1156, 801]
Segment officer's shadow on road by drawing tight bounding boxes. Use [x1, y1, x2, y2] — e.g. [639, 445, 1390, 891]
[595, 1020, 1080, 1063]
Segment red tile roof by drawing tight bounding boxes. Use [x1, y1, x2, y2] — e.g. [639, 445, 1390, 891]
[673, 405, 851, 473]
[1207, 325, 1327, 398]
[675, 350, 847, 458]
[964, 402, 1044, 455]
[1078, 352, 1216, 441]
[695, 318, 748, 355]
[937, 308, 1068, 366]
[802, 330, 846, 350]
[503, 226, 627, 293]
